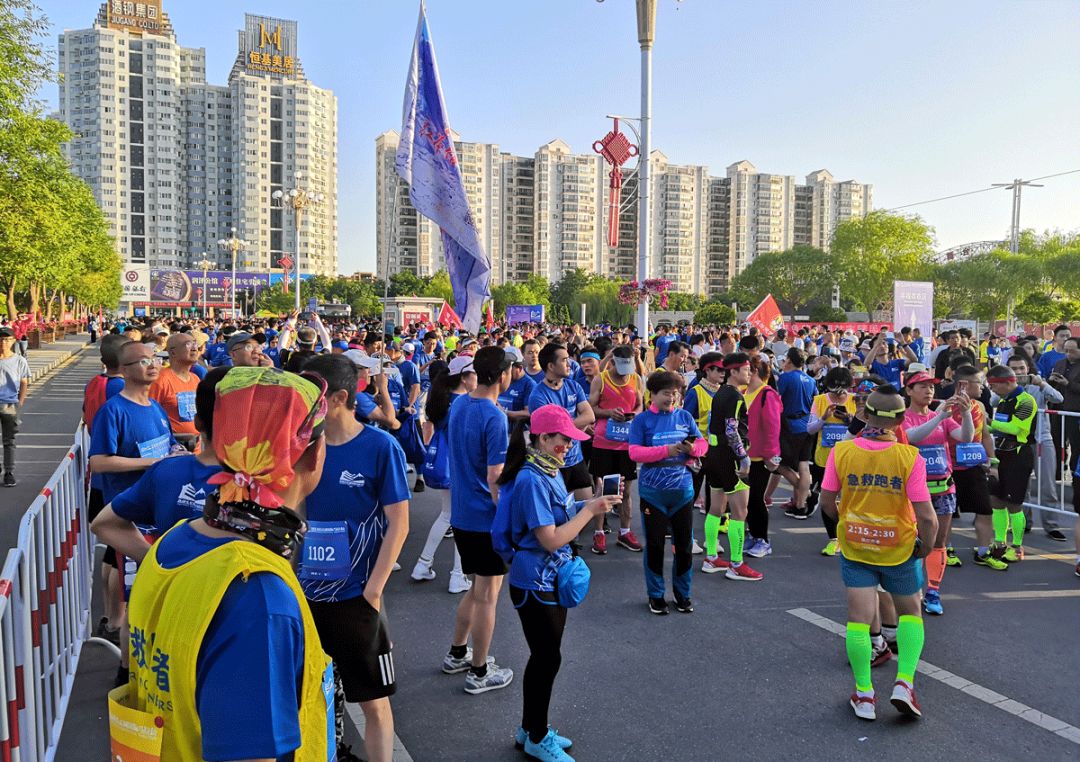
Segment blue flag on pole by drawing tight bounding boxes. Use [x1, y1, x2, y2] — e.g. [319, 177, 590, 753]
[396, 1, 490, 333]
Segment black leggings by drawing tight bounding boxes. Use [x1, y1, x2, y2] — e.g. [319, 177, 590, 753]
[691, 468, 713, 512]
[511, 587, 567, 744]
[810, 463, 838, 539]
[747, 460, 770, 541]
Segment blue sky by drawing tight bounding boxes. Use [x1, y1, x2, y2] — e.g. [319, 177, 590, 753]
[36, 0, 1080, 274]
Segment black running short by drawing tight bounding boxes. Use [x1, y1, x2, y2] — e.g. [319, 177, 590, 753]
[308, 595, 396, 703]
[453, 528, 508, 577]
[779, 430, 812, 469]
[952, 467, 992, 515]
[88, 487, 117, 568]
[559, 459, 592, 493]
[702, 445, 743, 493]
[993, 446, 1035, 506]
[588, 447, 637, 482]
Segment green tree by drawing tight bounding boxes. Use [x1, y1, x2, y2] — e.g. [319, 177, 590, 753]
[830, 212, 935, 318]
[694, 301, 736, 326]
[730, 245, 835, 313]
[1014, 293, 1063, 326]
[388, 270, 426, 297]
[423, 269, 454, 304]
[550, 268, 599, 311]
[665, 292, 704, 312]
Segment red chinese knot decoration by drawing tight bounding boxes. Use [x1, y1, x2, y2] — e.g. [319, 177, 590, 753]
[277, 255, 294, 294]
[593, 118, 638, 248]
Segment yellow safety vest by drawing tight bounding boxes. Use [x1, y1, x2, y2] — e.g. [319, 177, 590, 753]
[127, 523, 332, 761]
[812, 393, 857, 468]
[690, 383, 715, 437]
[833, 440, 919, 566]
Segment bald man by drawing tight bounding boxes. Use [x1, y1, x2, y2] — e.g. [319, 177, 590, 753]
[149, 332, 202, 448]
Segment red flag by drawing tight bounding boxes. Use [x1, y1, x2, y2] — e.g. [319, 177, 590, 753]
[746, 294, 785, 335]
[485, 302, 495, 331]
[438, 301, 463, 329]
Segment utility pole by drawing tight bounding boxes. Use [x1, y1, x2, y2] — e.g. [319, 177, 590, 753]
[991, 178, 1043, 332]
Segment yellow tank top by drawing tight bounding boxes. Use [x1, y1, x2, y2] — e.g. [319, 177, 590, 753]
[127, 524, 332, 761]
[833, 440, 919, 566]
[812, 393, 857, 467]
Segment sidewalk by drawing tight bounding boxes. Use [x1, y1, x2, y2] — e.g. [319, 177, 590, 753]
[24, 333, 91, 383]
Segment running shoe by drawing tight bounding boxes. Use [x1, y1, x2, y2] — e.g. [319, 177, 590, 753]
[821, 538, 840, 557]
[616, 531, 643, 552]
[444, 526, 454, 539]
[1002, 545, 1024, 563]
[448, 571, 472, 595]
[782, 501, 798, 517]
[691, 539, 705, 555]
[746, 538, 773, 558]
[850, 693, 876, 721]
[725, 562, 764, 581]
[1047, 529, 1067, 541]
[591, 532, 607, 555]
[410, 560, 436, 582]
[523, 728, 576, 762]
[464, 663, 514, 695]
[945, 545, 962, 567]
[2, 472, 15, 488]
[673, 596, 694, 613]
[1074, 561, 1080, 578]
[889, 680, 922, 719]
[871, 640, 893, 668]
[441, 650, 494, 675]
[743, 534, 755, 552]
[392, 562, 401, 571]
[648, 597, 669, 615]
[413, 477, 425, 493]
[94, 616, 120, 647]
[989, 541, 1007, 559]
[515, 726, 572, 751]
[798, 503, 818, 520]
[922, 588, 943, 616]
[701, 556, 731, 574]
[973, 549, 1008, 571]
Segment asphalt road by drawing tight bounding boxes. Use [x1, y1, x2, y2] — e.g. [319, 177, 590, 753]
[12, 353, 1077, 761]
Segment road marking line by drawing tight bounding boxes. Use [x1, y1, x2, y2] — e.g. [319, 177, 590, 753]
[777, 527, 824, 534]
[786, 607, 1080, 746]
[981, 589, 1080, 599]
[16, 444, 75, 449]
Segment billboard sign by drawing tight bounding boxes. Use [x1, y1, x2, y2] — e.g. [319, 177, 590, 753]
[121, 266, 150, 302]
[106, 0, 166, 36]
[146, 269, 271, 305]
[505, 304, 545, 325]
[241, 14, 298, 77]
[893, 280, 934, 336]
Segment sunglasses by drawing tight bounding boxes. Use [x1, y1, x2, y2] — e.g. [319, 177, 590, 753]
[123, 357, 163, 368]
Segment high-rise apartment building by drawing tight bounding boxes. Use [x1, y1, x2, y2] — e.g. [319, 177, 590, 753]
[376, 132, 871, 297]
[58, 2, 338, 276]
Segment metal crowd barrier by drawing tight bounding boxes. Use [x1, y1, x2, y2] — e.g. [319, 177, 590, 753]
[0, 424, 117, 762]
[1023, 408, 1080, 520]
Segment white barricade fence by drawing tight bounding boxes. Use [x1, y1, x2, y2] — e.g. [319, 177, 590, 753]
[0, 424, 116, 762]
[1024, 408, 1080, 519]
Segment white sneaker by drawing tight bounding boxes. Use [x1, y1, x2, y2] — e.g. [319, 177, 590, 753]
[889, 680, 922, 718]
[411, 560, 436, 582]
[392, 562, 401, 571]
[464, 663, 514, 694]
[448, 571, 472, 594]
[850, 693, 876, 721]
[691, 539, 704, 555]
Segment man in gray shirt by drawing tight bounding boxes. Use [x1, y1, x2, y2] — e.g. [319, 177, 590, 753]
[0, 327, 31, 486]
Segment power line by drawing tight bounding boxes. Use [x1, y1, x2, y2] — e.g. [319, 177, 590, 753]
[884, 168, 1080, 212]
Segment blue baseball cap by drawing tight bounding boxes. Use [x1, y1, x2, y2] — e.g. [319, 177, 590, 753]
[331, 340, 349, 351]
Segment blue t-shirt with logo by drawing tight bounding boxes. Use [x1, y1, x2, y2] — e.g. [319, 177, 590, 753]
[527, 379, 588, 467]
[301, 425, 410, 603]
[207, 342, 230, 367]
[525, 368, 546, 385]
[776, 369, 817, 434]
[870, 359, 907, 388]
[448, 395, 509, 532]
[503, 465, 576, 592]
[498, 374, 536, 413]
[89, 394, 176, 504]
[629, 407, 698, 501]
[152, 521, 308, 761]
[111, 455, 222, 534]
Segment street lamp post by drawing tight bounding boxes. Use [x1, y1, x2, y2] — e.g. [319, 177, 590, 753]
[196, 254, 215, 318]
[636, 0, 656, 342]
[273, 172, 325, 312]
[216, 229, 249, 319]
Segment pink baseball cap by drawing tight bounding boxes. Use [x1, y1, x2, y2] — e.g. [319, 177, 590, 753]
[530, 404, 590, 441]
[904, 371, 939, 387]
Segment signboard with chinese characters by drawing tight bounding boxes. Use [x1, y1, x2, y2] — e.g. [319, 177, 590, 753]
[121, 266, 150, 302]
[144, 269, 271, 305]
[893, 280, 934, 337]
[241, 14, 298, 77]
[107, 0, 165, 36]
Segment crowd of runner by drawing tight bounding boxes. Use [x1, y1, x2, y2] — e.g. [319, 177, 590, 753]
[77, 312, 1080, 760]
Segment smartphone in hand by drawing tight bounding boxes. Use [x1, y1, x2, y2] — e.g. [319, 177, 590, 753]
[601, 474, 621, 496]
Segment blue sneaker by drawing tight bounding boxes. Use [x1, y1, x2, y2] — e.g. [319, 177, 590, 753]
[515, 726, 572, 750]
[923, 588, 943, 616]
[743, 534, 756, 552]
[524, 729, 575, 761]
[745, 538, 772, 558]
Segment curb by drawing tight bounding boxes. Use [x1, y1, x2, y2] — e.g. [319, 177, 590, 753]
[27, 338, 91, 384]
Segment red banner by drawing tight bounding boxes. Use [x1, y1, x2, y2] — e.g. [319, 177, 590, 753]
[789, 322, 893, 334]
[403, 310, 432, 325]
[438, 301, 463, 329]
[746, 295, 785, 334]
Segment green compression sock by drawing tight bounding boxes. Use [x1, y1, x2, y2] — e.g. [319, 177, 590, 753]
[704, 513, 722, 557]
[1008, 511, 1026, 546]
[728, 518, 746, 565]
[845, 622, 873, 693]
[896, 614, 925, 684]
[991, 508, 1009, 544]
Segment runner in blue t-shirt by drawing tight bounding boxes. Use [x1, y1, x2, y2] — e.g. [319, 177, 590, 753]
[654, 325, 676, 365]
[443, 347, 516, 695]
[527, 343, 595, 500]
[497, 347, 536, 424]
[301, 355, 410, 760]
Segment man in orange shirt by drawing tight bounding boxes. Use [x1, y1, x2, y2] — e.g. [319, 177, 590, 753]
[150, 333, 201, 449]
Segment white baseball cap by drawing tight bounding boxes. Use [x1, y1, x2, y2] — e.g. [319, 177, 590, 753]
[448, 355, 475, 375]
